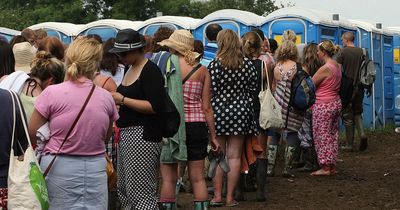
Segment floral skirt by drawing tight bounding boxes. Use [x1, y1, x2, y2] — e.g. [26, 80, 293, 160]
[0, 188, 7, 210]
[312, 99, 342, 166]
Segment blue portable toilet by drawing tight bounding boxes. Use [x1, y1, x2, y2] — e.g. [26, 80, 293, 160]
[261, 7, 357, 46]
[139, 16, 200, 36]
[78, 19, 144, 42]
[349, 20, 385, 129]
[387, 27, 400, 126]
[382, 28, 395, 125]
[29, 22, 83, 44]
[0, 27, 20, 42]
[193, 9, 262, 44]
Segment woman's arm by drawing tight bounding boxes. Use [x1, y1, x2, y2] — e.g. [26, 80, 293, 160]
[105, 119, 113, 143]
[112, 92, 156, 114]
[201, 70, 220, 151]
[312, 66, 329, 87]
[28, 109, 47, 145]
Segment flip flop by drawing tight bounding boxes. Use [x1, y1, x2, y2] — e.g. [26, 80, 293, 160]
[210, 200, 224, 207]
[225, 200, 239, 207]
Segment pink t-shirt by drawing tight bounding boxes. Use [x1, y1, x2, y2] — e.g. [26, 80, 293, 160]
[35, 80, 119, 156]
[315, 62, 342, 103]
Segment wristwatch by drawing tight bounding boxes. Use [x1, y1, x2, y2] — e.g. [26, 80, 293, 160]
[121, 96, 125, 106]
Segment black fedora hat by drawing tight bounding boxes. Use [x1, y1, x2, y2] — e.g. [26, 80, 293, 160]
[109, 29, 146, 53]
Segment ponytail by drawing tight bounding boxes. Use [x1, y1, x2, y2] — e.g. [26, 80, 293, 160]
[66, 62, 78, 81]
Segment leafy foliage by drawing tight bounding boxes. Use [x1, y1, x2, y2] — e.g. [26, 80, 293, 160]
[0, 0, 282, 30]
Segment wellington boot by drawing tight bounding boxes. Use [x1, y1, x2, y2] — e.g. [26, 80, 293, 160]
[342, 125, 355, 151]
[255, 159, 267, 202]
[355, 115, 368, 151]
[194, 201, 210, 210]
[267, 144, 278, 177]
[282, 146, 296, 178]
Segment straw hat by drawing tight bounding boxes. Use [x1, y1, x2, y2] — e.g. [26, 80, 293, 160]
[158, 30, 200, 63]
[13, 42, 36, 73]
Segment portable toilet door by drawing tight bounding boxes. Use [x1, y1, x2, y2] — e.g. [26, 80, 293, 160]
[387, 27, 400, 126]
[261, 7, 340, 45]
[0, 27, 20, 42]
[138, 16, 200, 36]
[29, 22, 82, 44]
[382, 30, 395, 124]
[193, 9, 262, 45]
[78, 19, 144, 42]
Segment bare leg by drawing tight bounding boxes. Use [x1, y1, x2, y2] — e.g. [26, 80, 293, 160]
[211, 136, 227, 203]
[160, 163, 178, 200]
[188, 160, 208, 201]
[226, 135, 245, 204]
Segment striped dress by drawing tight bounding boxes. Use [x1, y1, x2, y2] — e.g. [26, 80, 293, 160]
[274, 63, 304, 132]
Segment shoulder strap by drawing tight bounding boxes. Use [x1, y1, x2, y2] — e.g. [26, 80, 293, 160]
[44, 84, 96, 177]
[182, 63, 202, 84]
[101, 76, 112, 88]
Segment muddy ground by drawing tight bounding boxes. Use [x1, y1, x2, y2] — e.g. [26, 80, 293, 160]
[179, 128, 400, 210]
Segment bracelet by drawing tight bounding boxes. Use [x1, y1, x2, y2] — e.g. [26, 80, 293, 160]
[121, 96, 125, 106]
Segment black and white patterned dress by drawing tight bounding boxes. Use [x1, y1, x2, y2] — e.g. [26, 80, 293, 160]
[208, 58, 258, 136]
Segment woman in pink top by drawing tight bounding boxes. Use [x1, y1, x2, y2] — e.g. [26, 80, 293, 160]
[28, 38, 119, 209]
[311, 40, 342, 176]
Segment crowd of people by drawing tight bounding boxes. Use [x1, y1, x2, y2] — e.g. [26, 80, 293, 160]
[0, 24, 370, 210]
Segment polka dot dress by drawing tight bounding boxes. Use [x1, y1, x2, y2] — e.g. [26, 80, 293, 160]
[117, 126, 162, 210]
[209, 58, 258, 136]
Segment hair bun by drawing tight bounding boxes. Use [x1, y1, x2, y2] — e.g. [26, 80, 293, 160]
[36, 51, 52, 60]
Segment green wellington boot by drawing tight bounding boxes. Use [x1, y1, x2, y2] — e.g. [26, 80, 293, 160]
[194, 201, 210, 210]
[282, 146, 296, 178]
[159, 202, 176, 210]
[355, 115, 368, 151]
[342, 125, 355, 151]
[267, 144, 278, 177]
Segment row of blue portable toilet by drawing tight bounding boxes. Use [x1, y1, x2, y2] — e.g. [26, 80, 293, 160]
[16, 7, 400, 128]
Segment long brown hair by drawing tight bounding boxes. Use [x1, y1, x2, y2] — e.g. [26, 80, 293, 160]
[216, 29, 243, 69]
[242, 31, 262, 59]
[302, 43, 322, 76]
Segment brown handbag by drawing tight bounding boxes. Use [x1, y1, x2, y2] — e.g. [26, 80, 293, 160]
[105, 154, 117, 190]
[43, 84, 96, 177]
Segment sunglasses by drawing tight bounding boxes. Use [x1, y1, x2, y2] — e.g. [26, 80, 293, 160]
[115, 51, 129, 59]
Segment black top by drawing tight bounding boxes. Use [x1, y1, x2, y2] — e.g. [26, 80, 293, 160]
[252, 59, 263, 113]
[116, 60, 166, 142]
[0, 89, 28, 188]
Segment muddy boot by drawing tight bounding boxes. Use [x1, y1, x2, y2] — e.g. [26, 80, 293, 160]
[256, 159, 267, 202]
[355, 115, 368, 151]
[291, 146, 305, 169]
[282, 146, 296, 178]
[194, 201, 210, 210]
[159, 202, 176, 210]
[267, 144, 278, 177]
[342, 125, 355, 151]
[234, 174, 245, 201]
[297, 147, 319, 172]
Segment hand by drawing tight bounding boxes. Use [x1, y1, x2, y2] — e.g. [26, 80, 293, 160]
[210, 139, 221, 153]
[112, 92, 124, 105]
[366, 87, 372, 98]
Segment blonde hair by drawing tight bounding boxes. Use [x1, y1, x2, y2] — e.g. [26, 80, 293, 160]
[216, 29, 243, 69]
[64, 38, 102, 81]
[318, 40, 340, 57]
[275, 40, 298, 62]
[283, 30, 297, 43]
[242, 31, 262, 59]
[302, 43, 322, 76]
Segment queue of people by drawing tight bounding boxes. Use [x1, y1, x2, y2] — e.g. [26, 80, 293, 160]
[0, 24, 369, 210]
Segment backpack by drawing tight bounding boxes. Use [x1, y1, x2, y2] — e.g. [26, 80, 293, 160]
[359, 48, 376, 88]
[288, 63, 316, 111]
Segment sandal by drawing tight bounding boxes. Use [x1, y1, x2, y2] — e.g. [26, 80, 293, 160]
[210, 200, 224, 207]
[225, 200, 239, 207]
